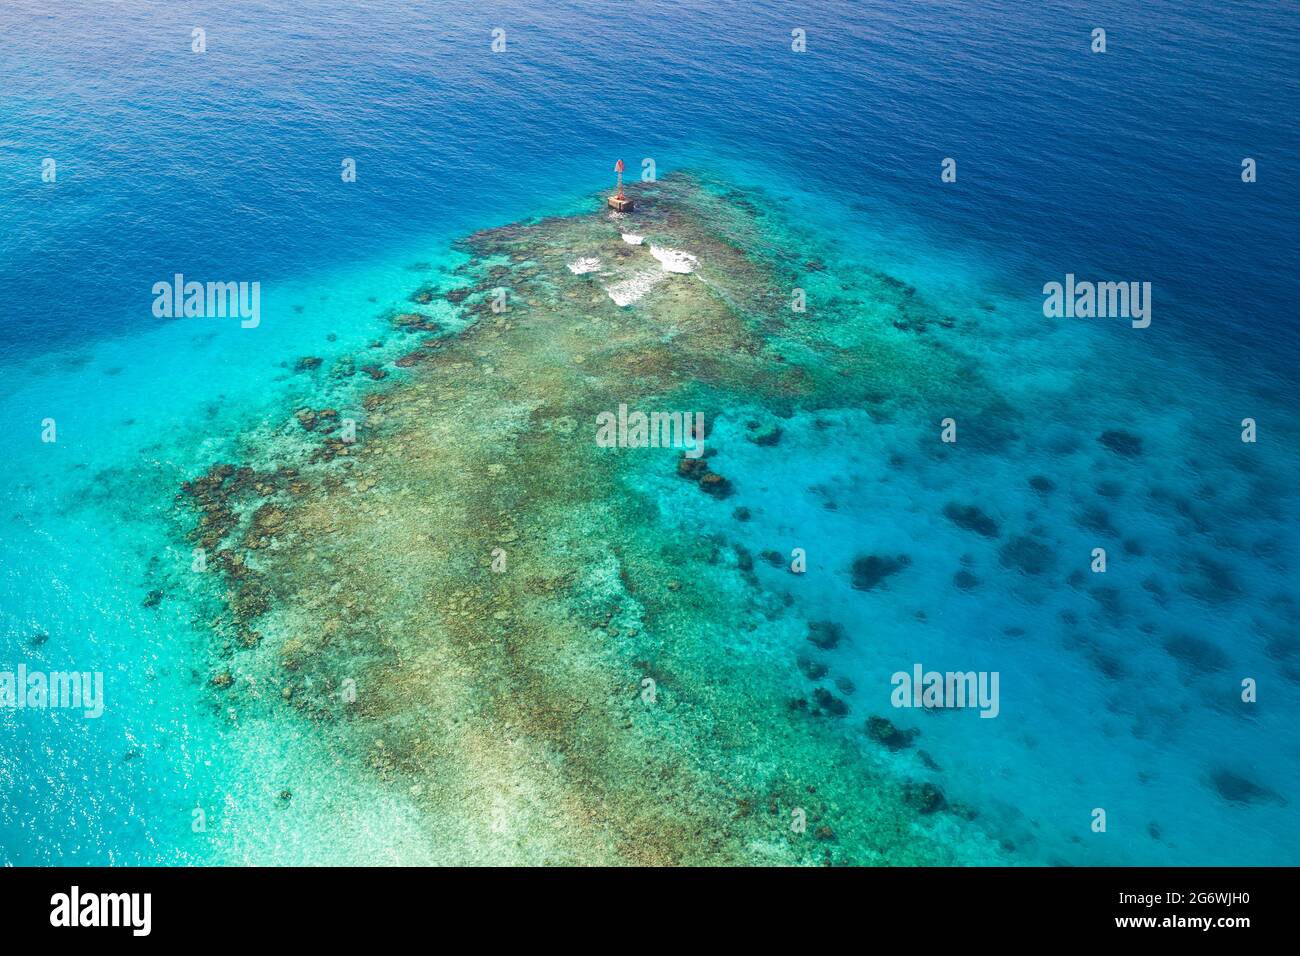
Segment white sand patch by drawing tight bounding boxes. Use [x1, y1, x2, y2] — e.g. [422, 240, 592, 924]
[622, 233, 644, 245]
[567, 257, 602, 275]
[650, 245, 698, 274]
[604, 269, 667, 307]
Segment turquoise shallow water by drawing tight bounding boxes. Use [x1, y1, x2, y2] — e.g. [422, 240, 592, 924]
[2, 0, 1298, 864]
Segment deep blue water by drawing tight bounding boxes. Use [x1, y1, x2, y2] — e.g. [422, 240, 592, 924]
[4, 0, 1296, 374]
[1, 0, 1297, 864]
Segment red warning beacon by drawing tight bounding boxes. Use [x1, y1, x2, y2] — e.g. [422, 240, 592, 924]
[607, 159, 634, 212]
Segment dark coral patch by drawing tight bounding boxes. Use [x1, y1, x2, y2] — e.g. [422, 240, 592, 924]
[698, 472, 733, 499]
[797, 656, 828, 680]
[1099, 429, 1143, 458]
[394, 350, 429, 368]
[902, 781, 947, 814]
[812, 687, 849, 718]
[393, 311, 441, 332]
[998, 536, 1055, 575]
[866, 715, 919, 751]
[1209, 769, 1284, 806]
[1163, 633, 1231, 673]
[807, 620, 845, 650]
[850, 553, 911, 591]
[675, 454, 733, 499]
[1180, 553, 1243, 604]
[745, 421, 783, 446]
[943, 503, 999, 538]
[1076, 505, 1116, 536]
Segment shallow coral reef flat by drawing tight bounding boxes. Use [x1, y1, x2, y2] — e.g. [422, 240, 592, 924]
[177, 174, 1016, 865]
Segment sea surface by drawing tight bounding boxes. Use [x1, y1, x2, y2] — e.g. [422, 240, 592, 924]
[1, 0, 1297, 865]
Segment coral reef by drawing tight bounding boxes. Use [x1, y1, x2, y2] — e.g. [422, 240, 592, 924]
[177, 174, 1011, 865]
